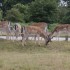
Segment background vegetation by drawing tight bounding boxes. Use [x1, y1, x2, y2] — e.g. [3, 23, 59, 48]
[0, 0, 70, 24]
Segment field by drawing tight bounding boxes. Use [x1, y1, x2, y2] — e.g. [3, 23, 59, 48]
[0, 40, 70, 70]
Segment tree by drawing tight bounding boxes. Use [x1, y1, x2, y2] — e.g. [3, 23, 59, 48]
[5, 8, 23, 22]
[62, 9, 70, 23]
[28, 0, 58, 23]
[58, 6, 68, 23]
[2, 0, 35, 18]
[12, 3, 30, 22]
[0, 9, 2, 20]
[5, 3, 31, 22]
[63, 0, 70, 7]
[58, 0, 70, 24]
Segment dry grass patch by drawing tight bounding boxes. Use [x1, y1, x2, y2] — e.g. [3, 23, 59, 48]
[0, 52, 70, 70]
[0, 40, 70, 70]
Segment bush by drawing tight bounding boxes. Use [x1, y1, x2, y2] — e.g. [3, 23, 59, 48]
[5, 8, 23, 22]
[0, 10, 2, 20]
[13, 4, 31, 22]
[62, 10, 70, 24]
[29, 0, 58, 23]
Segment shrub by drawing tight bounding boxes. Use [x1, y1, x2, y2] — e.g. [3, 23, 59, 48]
[5, 8, 23, 22]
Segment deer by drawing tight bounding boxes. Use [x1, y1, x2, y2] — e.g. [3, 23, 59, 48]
[0, 20, 13, 40]
[21, 25, 50, 46]
[31, 22, 48, 32]
[30, 22, 49, 40]
[47, 24, 70, 41]
[13, 23, 21, 40]
[13, 22, 49, 42]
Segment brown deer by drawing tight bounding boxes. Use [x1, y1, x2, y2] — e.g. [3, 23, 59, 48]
[21, 25, 49, 45]
[30, 22, 49, 41]
[14, 23, 21, 40]
[47, 24, 70, 42]
[31, 22, 48, 32]
[0, 20, 13, 40]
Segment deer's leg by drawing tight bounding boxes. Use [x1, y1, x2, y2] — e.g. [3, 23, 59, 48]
[57, 31, 59, 41]
[1, 29, 2, 36]
[65, 30, 68, 41]
[34, 35, 37, 44]
[9, 30, 11, 40]
[11, 30, 14, 41]
[6, 30, 9, 40]
[58, 31, 61, 41]
[26, 37, 28, 41]
[8, 32, 10, 40]
[11, 31, 13, 41]
[12, 29, 15, 42]
[45, 36, 50, 45]
[56, 32, 58, 41]
[21, 34, 25, 46]
[56, 31, 60, 41]
[11, 31, 13, 40]
[37, 34, 40, 45]
[26, 34, 28, 41]
[15, 31, 19, 40]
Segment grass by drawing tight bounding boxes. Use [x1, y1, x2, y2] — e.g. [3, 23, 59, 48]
[0, 40, 70, 70]
[48, 23, 58, 32]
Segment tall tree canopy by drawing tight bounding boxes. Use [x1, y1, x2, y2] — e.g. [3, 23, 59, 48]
[63, 0, 70, 7]
[29, 0, 58, 23]
[58, 0, 70, 23]
[0, 0, 69, 24]
[2, 0, 34, 17]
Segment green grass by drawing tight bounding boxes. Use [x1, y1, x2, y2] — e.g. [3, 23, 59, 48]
[0, 39, 69, 53]
[0, 40, 70, 70]
[48, 23, 58, 32]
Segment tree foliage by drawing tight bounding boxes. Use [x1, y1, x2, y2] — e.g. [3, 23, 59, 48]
[2, 0, 34, 17]
[63, 0, 70, 7]
[61, 8, 70, 23]
[29, 0, 58, 23]
[58, 0, 70, 24]
[5, 3, 30, 22]
[0, 9, 2, 20]
[5, 8, 23, 22]
[0, 0, 69, 24]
